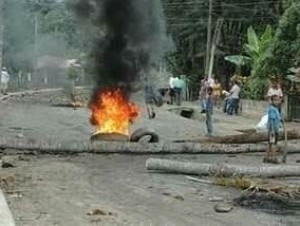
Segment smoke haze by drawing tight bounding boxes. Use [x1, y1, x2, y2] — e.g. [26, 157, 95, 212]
[72, 0, 171, 96]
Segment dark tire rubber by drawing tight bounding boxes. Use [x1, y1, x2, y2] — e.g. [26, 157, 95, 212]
[130, 128, 159, 143]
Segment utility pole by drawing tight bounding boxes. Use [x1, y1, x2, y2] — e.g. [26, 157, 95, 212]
[32, 2, 40, 90]
[0, 0, 4, 70]
[208, 17, 224, 77]
[34, 12, 38, 75]
[205, 0, 213, 75]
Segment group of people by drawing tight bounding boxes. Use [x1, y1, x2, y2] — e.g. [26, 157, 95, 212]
[144, 71, 285, 160]
[199, 75, 242, 136]
[144, 74, 186, 119]
[223, 80, 242, 115]
[0, 67, 10, 95]
[200, 74, 285, 163]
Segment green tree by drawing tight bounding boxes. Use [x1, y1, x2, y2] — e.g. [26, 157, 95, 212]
[243, 25, 274, 99]
[162, 0, 281, 97]
[253, 1, 300, 96]
[224, 55, 250, 75]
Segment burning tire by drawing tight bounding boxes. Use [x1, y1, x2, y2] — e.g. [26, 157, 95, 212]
[91, 132, 129, 142]
[130, 128, 159, 143]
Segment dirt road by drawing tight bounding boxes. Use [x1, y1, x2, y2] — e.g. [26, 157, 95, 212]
[0, 91, 267, 143]
[0, 91, 299, 225]
[5, 154, 300, 226]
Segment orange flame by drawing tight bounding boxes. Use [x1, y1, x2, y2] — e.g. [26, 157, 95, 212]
[89, 89, 139, 135]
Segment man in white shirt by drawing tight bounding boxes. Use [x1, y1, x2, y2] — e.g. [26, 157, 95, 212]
[227, 80, 241, 115]
[173, 75, 185, 106]
[1, 67, 10, 95]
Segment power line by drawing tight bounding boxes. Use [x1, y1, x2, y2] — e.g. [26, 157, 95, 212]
[163, 0, 280, 5]
[166, 16, 278, 20]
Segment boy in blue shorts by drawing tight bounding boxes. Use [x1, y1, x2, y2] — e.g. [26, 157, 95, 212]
[264, 95, 282, 164]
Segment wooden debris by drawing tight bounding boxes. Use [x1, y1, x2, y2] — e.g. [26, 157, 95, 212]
[87, 208, 107, 216]
[146, 158, 300, 178]
[185, 176, 214, 185]
[174, 195, 184, 201]
[214, 204, 233, 213]
[233, 180, 300, 213]
[174, 130, 300, 144]
[0, 174, 16, 193]
[51, 102, 86, 109]
[1, 156, 16, 168]
[0, 88, 63, 101]
[209, 196, 224, 202]
[186, 174, 300, 213]
[0, 87, 89, 101]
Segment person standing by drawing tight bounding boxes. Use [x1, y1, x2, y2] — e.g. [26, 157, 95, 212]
[1, 67, 10, 95]
[199, 75, 209, 113]
[144, 83, 156, 119]
[173, 75, 184, 106]
[264, 95, 282, 163]
[212, 78, 222, 108]
[267, 78, 283, 113]
[168, 75, 175, 105]
[227, 80, 241, 115]
[208, 74, 215, 87]
[205, 87, 214, 136]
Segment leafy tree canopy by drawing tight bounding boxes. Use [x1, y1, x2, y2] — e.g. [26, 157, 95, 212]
[253, 1, 300, 91]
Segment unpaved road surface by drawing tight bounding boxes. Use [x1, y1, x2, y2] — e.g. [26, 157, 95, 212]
[0, 91, 300, 225]
[5, 154, 300, 226]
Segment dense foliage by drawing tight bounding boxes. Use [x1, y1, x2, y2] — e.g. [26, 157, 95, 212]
[254, 1, 300, 83]
[243, 25, 274, 99]
[162, 0, 281, 92]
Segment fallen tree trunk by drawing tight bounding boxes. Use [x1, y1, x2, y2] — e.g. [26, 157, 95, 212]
[145, 158, 300, 177]
[0, 86, 90, 101]
[0, 88, 63, 101]
[0, 136, 300, 155]
[175, 130, 300, 144]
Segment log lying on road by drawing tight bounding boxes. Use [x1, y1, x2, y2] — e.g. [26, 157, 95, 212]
[0, 88, 63, 101]
[0, 136, 299, 155]
[0, 86, 90, 101]
[146, 158, 300, 178]
[0, 136, 299, 154]
[175, 130, 300, 144]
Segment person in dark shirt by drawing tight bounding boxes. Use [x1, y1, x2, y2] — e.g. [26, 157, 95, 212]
[144, 84, 156, 119]
[205, 87, 214, 136]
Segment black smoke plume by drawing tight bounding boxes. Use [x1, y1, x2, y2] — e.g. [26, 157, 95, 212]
[71, 0, 170, 97]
